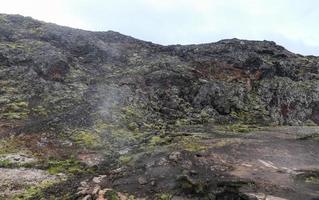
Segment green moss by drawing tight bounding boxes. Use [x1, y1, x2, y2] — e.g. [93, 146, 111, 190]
[230, 111, 247, 120]
[118, 152, 148, 167]
[305, 176, 319, 184]
[0, 159, 12, 167]
[13, 180, 58, 200]
[0, 101, 29, 120]
[149, 136, 162, 145]
[218, 123, 261, 133]
[107, 126, 145, 149]
[143, 120, 167, 133]
[30, 27, 45, 36]
[1, 41, 37, 54]
[14, 101, 28, 108]
[230, 110, 257, 124]
[104, 190, 119, 200]
[0, 15, 8, 23]
[119, 155, 132, 165]
[0, 83, 19, 95]
[0, 138, 20, 155]
[156, 193, 172, 200]
[0, 158, 35, 168]
[296, 171, 319, 185]
[72, 130, 101, 149]
[127, 122, 139, 132]
[175, 118, 191, 127]
[199, 110, 210, 123]
[144, 135, 172, 152]
[128, 195, 138, 200]
[304, 119, 318, 126]
[31, 106, 48, 117]
[1, 112, 28, 120]
[46, 159, 87, 175]
[177, 175, 207, 194]
[211, 138, 239, 148]
[177, 136, 207, 152]
[6, 43, 26, 49]
[121, 106, 142, 118]
[298, 132, 319, 141]
[93, 120, 111, 132]
[119, 105, 153, 131]
[121, 106, 143, 124]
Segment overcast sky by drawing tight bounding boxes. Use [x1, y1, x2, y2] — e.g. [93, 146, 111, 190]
[0, 0, 318, 55]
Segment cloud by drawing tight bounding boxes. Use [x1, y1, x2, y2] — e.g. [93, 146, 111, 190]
[0, 0, 89, 28]
[0, 0, 318, 55]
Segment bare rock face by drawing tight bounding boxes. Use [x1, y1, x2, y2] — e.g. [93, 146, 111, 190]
[0, 168, 63, 199]
[0, 153, 36, 164]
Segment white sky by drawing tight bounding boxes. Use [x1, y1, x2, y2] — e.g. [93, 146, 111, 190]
[0, 0, 318, 55]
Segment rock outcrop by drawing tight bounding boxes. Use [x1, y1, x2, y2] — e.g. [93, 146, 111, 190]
[1, 14, 318, 130]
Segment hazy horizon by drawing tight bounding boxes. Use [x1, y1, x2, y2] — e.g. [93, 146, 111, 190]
[1, 0, 318, 56]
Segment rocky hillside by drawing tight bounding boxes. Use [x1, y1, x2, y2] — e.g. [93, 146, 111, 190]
[0, 14, 319, 200]
[1, 14, 319, 129]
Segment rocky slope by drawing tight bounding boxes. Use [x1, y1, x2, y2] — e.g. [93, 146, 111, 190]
[0, 14, 319, 200]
